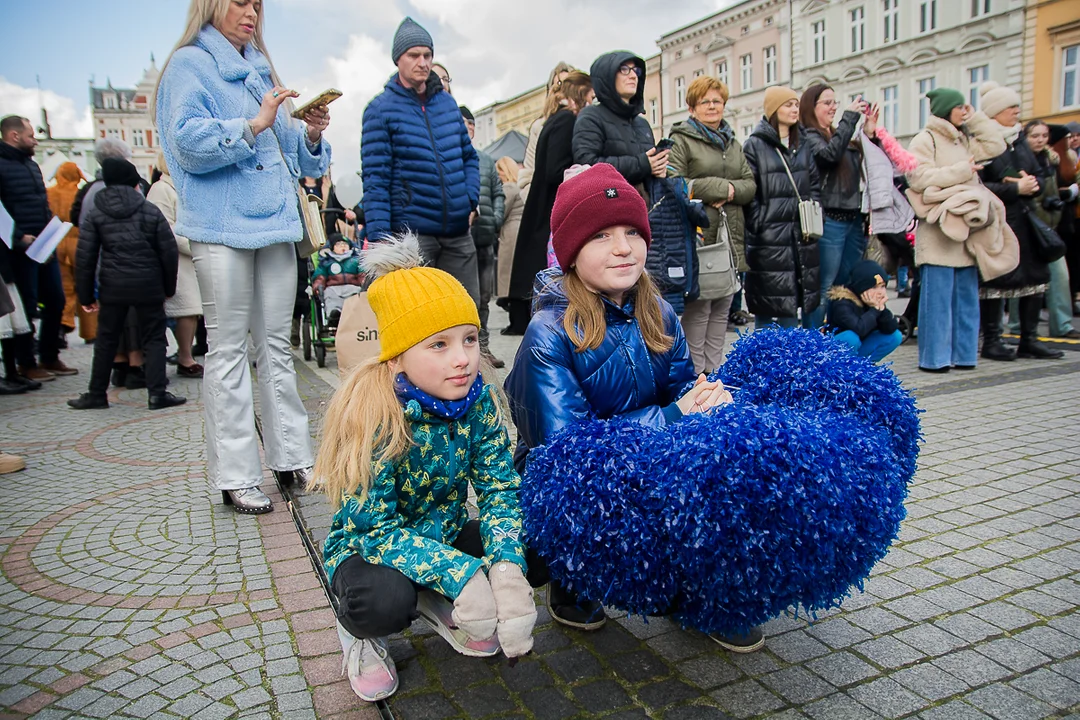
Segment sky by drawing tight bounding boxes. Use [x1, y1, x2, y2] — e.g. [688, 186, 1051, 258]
[0, 0, 732, 196]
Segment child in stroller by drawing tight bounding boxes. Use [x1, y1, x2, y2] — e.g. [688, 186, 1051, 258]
[312, 234, 368, 328]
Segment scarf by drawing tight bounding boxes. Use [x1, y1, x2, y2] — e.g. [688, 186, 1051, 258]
[999, 122, 1022, 146]
[395, 372, 485, 420]
[689, 118, 733, 151]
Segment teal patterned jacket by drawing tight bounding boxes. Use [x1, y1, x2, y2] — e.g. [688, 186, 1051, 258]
[322, 386, 527, 599]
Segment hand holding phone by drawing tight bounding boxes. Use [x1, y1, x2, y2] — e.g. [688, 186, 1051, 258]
[655, 138, 675, 152]
[291, 88, 343, 120]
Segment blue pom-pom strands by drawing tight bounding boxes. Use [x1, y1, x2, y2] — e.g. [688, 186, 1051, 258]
[520, 328, 922, 634]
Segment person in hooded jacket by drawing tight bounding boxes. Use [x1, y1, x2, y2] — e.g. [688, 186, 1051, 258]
[977, 81, 1063, 361]
[48, 162, 97, 345]
[69, 158, 185, 411]
[741, 87, 822, 329]
[505, 164, 767, 654]
[572, 52, 668, 188]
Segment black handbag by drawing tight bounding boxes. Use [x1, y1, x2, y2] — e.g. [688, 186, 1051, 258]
[1026, 206, 1066, 263]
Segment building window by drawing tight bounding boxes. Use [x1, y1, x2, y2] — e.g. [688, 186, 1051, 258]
[850, 7, 865, 53]
[104, 95, 116, 110]
[764, 46, 777, 85]
[849, 91, 866, 104]
[650, 99, 659, 125]
[694, 43, 701, 52]
[812, 21, 826, 64]
[741, 123, 754, 139]
[716, 59, 729, 87]
[741, 25, 750, 36]
[968, 64, 990, 108]
[919, 0, 937, 34]
[765, 16, 774, 26]
[676, 76, 686, 109]
[882, 85, 900, 132]
[675, 50, 682, 60]
[917, 77, 937, 128]
[132, 129, 146, 148]
[883, 0, 899, 44]
[971, 0, 990, 17]
[106, 128, 120, 139]
[740, 54, 753, 92]
[693, 68, 704, 78]
[1064, 44, 1080, 110]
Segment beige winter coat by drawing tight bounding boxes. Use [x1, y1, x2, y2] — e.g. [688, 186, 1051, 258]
[497, 182, 525, 297]
[906, 112, 1006, 269]
[147, 175, 203, 317]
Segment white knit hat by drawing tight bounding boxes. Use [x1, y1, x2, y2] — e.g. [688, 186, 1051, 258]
[979, 81, 1021, 119]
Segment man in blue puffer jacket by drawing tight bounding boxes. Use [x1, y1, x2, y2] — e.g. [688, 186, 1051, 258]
[361, 17, 481, 304]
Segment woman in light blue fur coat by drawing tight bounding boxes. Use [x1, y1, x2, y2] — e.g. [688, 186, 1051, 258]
[155, 0, 332, 514]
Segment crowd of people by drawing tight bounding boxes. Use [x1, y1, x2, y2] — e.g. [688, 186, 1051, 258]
[2, 0, 1079, 706]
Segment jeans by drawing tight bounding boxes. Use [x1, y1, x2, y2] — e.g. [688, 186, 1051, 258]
[332, 520, 549, 640]
[897, 266, 909, 290]
[1007, 258, 1074, 336]
[682, 294, 734, 373]
[90, 303, 167, 397]
[11, 256, 64, 366]
[833, 329, 903, 363]
[417, 233, 481, 307]
[476, 245, 496, 347]
[808, 216, 867, 328]
[917, 264, 979, 370]
[191, 241, 313, 491]
[754, 314, 813, 331]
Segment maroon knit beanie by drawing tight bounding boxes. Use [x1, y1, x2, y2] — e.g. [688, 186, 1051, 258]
[550, 163, 652, 269]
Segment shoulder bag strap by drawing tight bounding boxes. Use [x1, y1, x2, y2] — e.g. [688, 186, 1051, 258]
[774, 147, 803, 203]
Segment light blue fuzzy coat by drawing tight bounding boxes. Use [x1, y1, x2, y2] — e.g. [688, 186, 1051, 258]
[156, 25, 331, 249]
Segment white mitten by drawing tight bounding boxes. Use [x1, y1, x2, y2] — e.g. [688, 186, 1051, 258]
[489, 562, 538, 658]
[451, 570, 498, 642]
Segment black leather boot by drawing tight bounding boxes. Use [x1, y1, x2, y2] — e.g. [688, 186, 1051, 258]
[980, 299, 1016, 361]
[1017, 295, 1064, 359]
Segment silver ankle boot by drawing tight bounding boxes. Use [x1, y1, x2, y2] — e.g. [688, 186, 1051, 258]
[221, 487, 273, 514]
[281, 466, 315, 489]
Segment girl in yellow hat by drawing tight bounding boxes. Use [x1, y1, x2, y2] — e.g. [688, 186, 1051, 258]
[314, 233, 538, 702]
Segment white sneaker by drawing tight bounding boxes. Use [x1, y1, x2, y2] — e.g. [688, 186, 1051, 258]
[415, 590, 501, 657]
[338, 623, 398, 702]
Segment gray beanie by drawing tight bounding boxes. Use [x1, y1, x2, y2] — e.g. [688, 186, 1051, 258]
[392, 17, 433, 64]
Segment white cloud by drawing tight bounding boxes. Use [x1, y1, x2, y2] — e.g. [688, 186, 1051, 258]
[0, 77, 93, 139]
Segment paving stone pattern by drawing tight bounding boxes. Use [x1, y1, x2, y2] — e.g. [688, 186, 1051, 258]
[289, 305, 1080, 719]
[0, 342, 378, 720]
[2, 302, 1078, 719]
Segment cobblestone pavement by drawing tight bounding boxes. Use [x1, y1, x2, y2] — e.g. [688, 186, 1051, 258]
[0, 343, 378, 720]
[1, 296, 1078, 720]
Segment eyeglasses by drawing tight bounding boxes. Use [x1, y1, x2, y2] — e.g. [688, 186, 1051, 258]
[696, 99, 725, 107]
[816, 99, 838, 107]
[618, 65, 643, 77]
[437, 75, 452, 84]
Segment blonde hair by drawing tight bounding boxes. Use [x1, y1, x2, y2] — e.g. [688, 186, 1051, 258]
[155, 148, 169, 176]
[542, 61, 575, 120]
[495, 156, 519, 184]
[560, 270, 673, 354]
[314, 356, 511, 509]
[153, 0, 288, 123]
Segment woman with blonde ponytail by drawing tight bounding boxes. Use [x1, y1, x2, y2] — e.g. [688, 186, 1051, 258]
[318, 234, 541, 702]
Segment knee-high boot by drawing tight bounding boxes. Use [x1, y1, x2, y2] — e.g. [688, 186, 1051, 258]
[1017, 294, 1064, 359]
[980, 298, 1016, 361]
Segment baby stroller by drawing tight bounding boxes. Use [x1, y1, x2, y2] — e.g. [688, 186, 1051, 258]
[302, 214, 364, 368]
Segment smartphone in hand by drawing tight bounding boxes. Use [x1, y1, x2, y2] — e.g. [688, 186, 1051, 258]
[291, 89, 343, 120]
[655, 138, 675, 152]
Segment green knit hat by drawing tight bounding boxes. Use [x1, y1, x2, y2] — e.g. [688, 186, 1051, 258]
[927, 88, 965, 119]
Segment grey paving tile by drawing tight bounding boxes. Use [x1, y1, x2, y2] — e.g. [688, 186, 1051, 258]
[976, 637, 1053, 672]
[848, 677, 929, 719]
[932, 651, 1012, 687]
[710, 679, 784, 719]
[760, 666, 833, 704]
[1009, 668, 1080, 709]
[891, 661, 971, 701]
[963, 684, 1055, 720]
[804, 692, 885, 720]
[918, 700, 994, 720]
[806, 651, 880, 687]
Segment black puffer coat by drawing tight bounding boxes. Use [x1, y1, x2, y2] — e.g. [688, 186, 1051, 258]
[572, 51, 654, 185]
[741, 119, 821, 318]
[802, 109, 863, 213]
[76, 186, 179, 307]
[471, 150, 505, 248]
[0, 141, 52, 282]
[980, 134, 1052, 290]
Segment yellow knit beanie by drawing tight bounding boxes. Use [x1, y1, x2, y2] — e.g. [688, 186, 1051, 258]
[363, 234, 480, 362]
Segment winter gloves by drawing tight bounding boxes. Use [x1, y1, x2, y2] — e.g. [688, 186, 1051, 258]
[489, 562, 538, 658]
[451, 564, 537, 659]
[451, 570, 498, 642]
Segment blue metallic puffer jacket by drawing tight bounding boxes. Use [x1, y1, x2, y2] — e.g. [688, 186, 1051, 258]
[361, 73, 479, 240]
[504, 270, 696, 473]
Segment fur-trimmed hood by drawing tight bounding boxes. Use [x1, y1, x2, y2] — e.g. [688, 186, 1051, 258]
[826, 286, 863, 306]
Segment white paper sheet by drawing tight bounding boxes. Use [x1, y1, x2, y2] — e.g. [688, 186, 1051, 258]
[25, 216, 72, 263]
[0, 200, 14, 249]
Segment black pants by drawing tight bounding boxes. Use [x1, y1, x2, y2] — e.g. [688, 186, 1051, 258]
[12, 256, 64, 367]
[89, 302, 167, 397]
[332, 520, 550, 640]
[477, 245, 495, 347]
